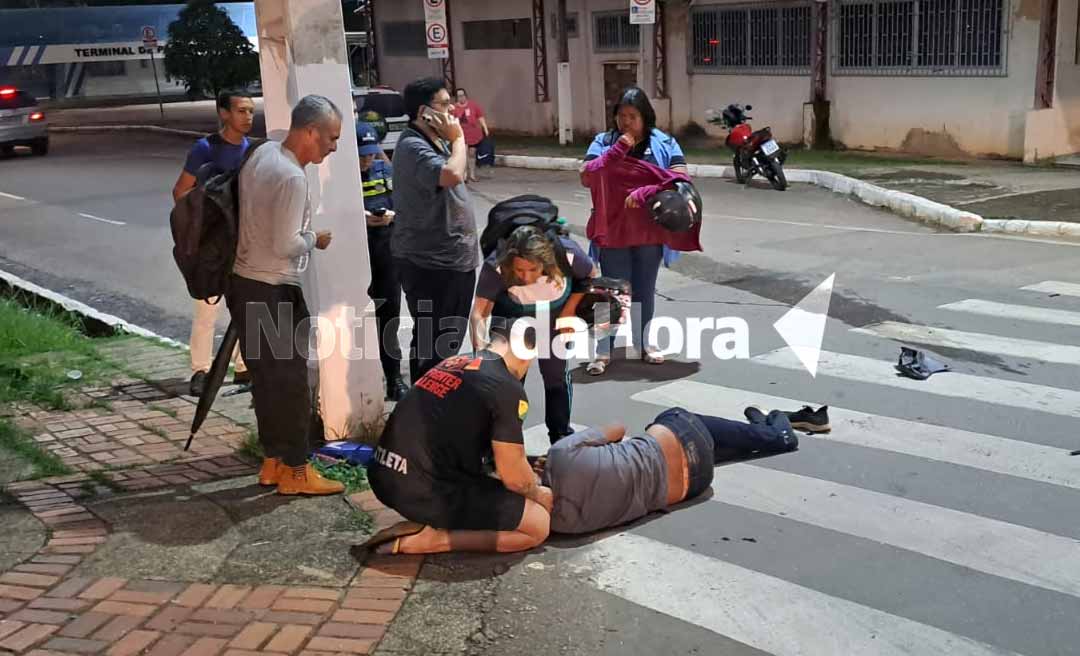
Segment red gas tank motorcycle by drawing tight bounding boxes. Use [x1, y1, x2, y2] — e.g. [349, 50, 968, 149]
[708, 103, 787, 191]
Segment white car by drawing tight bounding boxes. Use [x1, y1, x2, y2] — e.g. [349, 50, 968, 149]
[0, 87, 48, 157]
[352, 86, 409, 156]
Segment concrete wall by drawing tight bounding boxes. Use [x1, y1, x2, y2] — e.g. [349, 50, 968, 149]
[1024, 0, 1080, 161]
[829, 0, 1041, 158]
[667, 0, 810, 144]
[81, 59, 185, 97]
[373, 0, 444, 93]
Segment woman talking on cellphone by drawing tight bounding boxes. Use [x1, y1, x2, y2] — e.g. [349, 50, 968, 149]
[579, 86, 694, 376]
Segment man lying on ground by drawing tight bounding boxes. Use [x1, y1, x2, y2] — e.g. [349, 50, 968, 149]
[538, 406, 798, 535]
[362, 321, 552, 555]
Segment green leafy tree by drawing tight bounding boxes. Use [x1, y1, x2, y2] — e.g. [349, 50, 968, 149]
[164, 0, 259, 98]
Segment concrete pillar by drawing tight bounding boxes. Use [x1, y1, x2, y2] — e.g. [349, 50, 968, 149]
[254, 0, 385, 438]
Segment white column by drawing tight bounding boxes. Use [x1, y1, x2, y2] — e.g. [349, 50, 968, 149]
[255, 0, 385, 438]
[557, 62, 573, 144]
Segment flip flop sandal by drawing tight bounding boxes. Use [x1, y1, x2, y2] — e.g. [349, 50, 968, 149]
[586, 359, 609, 376]
[643, 350, 665, 365]
[357, 520, 425, 555]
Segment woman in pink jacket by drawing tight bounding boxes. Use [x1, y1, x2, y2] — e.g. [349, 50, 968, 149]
[579, 87, 700, 376]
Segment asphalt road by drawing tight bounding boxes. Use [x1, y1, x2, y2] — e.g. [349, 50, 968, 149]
[3, 133, 1080, 656]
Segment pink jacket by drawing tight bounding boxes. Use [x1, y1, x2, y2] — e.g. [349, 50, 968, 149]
[583, 138, 702, 252]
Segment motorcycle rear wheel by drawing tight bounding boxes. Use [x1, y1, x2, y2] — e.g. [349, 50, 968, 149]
[763, 156, 788, 191]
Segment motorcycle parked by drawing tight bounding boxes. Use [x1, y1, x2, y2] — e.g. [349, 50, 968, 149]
[708, 103, 788, 191]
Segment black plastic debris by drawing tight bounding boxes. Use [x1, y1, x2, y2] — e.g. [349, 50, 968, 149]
[896, 347, 951, 381]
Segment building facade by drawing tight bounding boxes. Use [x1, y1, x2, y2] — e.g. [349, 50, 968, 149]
[0, 3, 257, 101]
[372, 0, 1080, 161]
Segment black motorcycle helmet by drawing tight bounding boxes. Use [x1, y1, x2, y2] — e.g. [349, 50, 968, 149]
[649, 180, 703, 233]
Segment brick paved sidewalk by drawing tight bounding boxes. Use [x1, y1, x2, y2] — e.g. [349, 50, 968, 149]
[0, 337, 422, 655]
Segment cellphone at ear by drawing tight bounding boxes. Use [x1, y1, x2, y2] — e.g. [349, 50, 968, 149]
[421, 108, 436, 124]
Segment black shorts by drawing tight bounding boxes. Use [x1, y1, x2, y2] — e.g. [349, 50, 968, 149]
[648, 407, 715, 500]
[370, 467, 526, 532]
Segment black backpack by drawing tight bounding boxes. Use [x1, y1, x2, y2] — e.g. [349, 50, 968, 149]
[480, 195, 572, 277]
[170, 139, 267, 302]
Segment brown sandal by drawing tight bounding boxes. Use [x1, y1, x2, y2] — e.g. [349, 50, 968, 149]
[356, 521, 425, 555]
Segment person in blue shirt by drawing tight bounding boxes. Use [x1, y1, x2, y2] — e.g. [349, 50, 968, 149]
[359, 122, 409, 402]
[579, 86, 689, 376]
[171, 89, 255, 397]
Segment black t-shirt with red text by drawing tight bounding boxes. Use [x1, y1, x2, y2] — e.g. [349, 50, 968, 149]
[368, 351, 529, 525]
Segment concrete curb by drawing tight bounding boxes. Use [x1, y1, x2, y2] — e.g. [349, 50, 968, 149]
[0, 265, 187, 349]
[49, 124, 204, 139]
[495, 154, 1077, 239]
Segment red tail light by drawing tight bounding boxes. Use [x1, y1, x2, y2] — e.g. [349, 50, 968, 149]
[29, 112, 44, 121]
[0, 87, 16, 98]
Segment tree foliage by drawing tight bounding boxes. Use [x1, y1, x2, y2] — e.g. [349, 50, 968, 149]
[164, 0, 259, 98]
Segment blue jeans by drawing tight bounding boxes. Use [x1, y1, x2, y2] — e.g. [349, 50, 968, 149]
[597, 245, 664, 357]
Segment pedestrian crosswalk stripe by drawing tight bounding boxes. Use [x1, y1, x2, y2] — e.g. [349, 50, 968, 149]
[523, 422, 586, 457]
[1021, 280, 1080, 298]
[939, 298, 1080, 328]
[752, 348, 1080, 418]
[572, 533, 1022, 656]
[852, 322, 1080, 366]
[631, 381, 1080, 490]
[710, 464, 1080, 598]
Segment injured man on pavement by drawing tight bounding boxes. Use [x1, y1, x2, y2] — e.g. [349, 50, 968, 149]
[538, 405, 799, 535]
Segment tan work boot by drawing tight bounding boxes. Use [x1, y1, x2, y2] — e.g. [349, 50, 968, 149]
[257, 458, 282, 486]
[277, 463, 345, 496]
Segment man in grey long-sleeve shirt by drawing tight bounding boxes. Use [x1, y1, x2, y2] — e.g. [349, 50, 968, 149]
[227, 94, 346, 497]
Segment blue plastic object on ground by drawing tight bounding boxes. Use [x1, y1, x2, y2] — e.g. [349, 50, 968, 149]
[315, 441, 375, 467]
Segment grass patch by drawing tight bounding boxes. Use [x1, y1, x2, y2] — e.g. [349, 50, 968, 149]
[239, 429, 263, 460]
[0, 298, 117, 410]
[88, 470, 125, 493]
[313, 458, 370, 495]
[0, 418, 72, 480]
[335, 506, 375, 534]
[495, 135, 973, 174]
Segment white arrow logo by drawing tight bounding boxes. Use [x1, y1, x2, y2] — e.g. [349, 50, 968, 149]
[772, 274, 835, 378]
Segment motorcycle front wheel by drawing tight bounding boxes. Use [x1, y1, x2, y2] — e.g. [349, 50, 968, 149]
[733, 153, 750, 184]
[763, 156, 788, 191]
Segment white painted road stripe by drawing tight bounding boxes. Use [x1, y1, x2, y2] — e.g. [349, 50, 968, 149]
[712, 464, 1080, 598]
[523, 422, 586, 457]
[752, 348, 1080, 418]
[939, 298, 1080, 328]
[77, 212, 126, 226]
[572, 533, 1021, 656]
[1022, 280, 1080, 298]
[631, 381, 1080, 490]
[852, 321, 1080, 366]
[0, 191, 27, 201]
[7, 46, 24, 67]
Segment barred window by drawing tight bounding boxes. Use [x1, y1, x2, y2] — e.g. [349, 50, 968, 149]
[691, 3, 812, 74]
[464, 18, 532, 50]
[835, 0, 1006, 75]
[381, 21, 427, 58]
[593, 11, 641, 52]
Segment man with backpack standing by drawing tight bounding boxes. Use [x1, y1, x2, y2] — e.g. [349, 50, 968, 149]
[358, 122, 409, 402]
[172, 89, 255, 397]
[392, 77, 478, 383]
[227, 95, 344, 496]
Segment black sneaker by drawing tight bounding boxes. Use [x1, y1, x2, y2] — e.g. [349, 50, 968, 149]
[744, 406, 768, 425]
[766, 410, 799, 452]
[189, 370, 208, 397]
[386, 378, 410, 403]
[784, 405, 831, 433]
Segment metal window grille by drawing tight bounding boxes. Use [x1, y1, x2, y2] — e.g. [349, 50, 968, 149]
[834, 0, 1007, 75]
[690, 3, 812, 75]
[463, 18, 533, 50]
[382, 21, 427, 58]
[593, 11, 641, 52]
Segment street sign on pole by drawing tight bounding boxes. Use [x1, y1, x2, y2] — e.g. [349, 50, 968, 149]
[141, 25, 165, 120]
[424, 0, 449, 60]
[629, 0, 656, 24]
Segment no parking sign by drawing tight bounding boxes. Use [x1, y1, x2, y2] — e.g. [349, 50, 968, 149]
[424, 0, 449, 59]
[629, 0, 656, 24]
